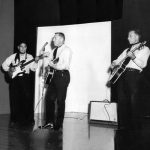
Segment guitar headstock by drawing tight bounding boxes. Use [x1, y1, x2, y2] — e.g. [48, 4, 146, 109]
[39, 52, 50, 59]
[139, 41, 147, 50]
[41, 42, 48, 51]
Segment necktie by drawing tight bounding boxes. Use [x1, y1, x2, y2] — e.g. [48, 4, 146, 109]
[53, 47, 58, 60]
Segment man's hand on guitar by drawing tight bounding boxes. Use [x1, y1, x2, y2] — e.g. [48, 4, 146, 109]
[107, 62, 116, 73]
[9, 66, 16, 73]
[35, 52, 50, 63]
[49, 60, 56, 68]
[49, 58, 59, 69]
[35, 56, 40, 63]
[45, 65, 51, 72]
[110, 62, 117, 69]
[127, 51, 136, 60]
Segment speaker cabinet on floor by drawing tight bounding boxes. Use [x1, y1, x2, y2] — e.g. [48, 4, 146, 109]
[89, 101, 118, 126]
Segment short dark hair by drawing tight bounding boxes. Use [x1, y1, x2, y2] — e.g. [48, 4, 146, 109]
[55, 32, 65, 41]
[17, 41, 28, 48]
[129, 29, 142, 40]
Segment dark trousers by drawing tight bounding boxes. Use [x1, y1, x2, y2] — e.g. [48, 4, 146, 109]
[45, 70, 70, 127]
[9, 74, 34, 124]
[117, 69, 141, 130]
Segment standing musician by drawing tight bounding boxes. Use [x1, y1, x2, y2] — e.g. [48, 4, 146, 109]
[2, 42, 40, 126]
[41, 32, 72, 131]
[110, 29, 150, 130]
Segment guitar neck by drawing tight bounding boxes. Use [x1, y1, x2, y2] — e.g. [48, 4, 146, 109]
[21, 59, 35, 68]
[117, 41, 146, 65]
[20, 52, 49, 68]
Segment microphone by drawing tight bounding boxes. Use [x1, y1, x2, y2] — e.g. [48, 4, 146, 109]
[41, 42, 48, 51]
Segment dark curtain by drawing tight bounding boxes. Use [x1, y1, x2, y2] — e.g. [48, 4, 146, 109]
[14, 0, 123, 55]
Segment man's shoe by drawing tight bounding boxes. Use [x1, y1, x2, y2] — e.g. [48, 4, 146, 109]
[54, 124, 62, 131]
[38, 123, 54, 129]
[44, 123, 54, 129]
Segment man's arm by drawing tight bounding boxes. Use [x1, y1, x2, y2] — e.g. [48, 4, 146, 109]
[2, 54, 16, 72]
[131, 46, 150, 69]
[110, 49, 127, 69]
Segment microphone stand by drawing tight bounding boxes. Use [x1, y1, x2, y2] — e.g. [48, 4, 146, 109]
[39, 47, 48, 129]
[33, 47, 48, 131]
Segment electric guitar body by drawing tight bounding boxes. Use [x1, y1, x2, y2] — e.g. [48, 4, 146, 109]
[8, 52, 49, 79]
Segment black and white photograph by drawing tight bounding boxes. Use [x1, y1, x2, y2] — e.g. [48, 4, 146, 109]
[0, 0, 150, 150]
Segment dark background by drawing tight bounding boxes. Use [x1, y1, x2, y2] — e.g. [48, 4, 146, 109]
[14, 0, 150, 116]
[14, 0, 122, 54]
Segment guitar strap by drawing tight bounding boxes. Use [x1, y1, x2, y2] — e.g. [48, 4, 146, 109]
[14, 53, 27, 64]
[15, 52, 20, 63]
[22, 53, 27, 63]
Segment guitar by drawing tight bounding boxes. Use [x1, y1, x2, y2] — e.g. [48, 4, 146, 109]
[106, 41, 146, 87]
[44, 57, 59, 85]
[8, 52, 49, 79]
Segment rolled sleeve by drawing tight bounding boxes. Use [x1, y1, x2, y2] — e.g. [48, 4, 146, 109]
[2, 54, 16, 72]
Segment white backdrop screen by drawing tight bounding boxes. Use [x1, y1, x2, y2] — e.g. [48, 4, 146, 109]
[34, 22, 111, 113]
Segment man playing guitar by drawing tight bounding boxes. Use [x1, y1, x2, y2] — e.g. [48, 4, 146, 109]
[110, 29, 150, 131]
[41, 32, 72, 131]
[2, 42, 40, 126]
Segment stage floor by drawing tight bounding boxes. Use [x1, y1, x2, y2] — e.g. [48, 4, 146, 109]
[0, 113, 150, 150]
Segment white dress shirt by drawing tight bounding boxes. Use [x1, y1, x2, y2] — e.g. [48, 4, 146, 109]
[113, 43, 150, 71]
[45, 44, 72, 70]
